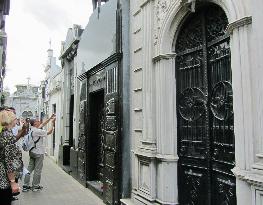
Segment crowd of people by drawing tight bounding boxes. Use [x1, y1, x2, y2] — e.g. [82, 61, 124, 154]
[0, 106, 55, 205]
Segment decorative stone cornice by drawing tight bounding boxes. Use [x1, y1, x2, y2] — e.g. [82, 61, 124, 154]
[133, 149, 156, 159]
[153, 53, 177, 63]
[133, 150, 178, 162]
[156, 154, 179, 162]
[59, 39, 79, 61]
[232, 166, 263, 188]
[226, 16, 252, 35]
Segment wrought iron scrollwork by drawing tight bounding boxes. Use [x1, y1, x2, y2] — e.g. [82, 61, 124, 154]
[210, 81, 233, 121]
[178, 87, 207, 121]
[176, 4, 236, 205]
[185, 169, 202, 205]
[206, 7, 229, 42]
[175, 16, 203, 53]
[217, 178, 236, 205]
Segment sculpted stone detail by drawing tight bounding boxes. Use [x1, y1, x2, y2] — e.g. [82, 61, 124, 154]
[154, 0, 172, 45]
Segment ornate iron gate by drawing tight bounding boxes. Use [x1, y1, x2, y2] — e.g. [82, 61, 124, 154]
[176, 5, 236, 205]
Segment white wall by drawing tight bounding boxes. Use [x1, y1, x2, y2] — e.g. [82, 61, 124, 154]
[45, 71, 63, 161]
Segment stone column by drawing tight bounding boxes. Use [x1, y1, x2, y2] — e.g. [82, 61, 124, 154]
[227, 16, 253, 205]
[154, 55, 178, 204]
[63, 61, 71, 145]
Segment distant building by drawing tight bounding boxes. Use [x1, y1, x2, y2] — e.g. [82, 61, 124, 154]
[37, 45, 62, 159]
[8, 83, 39, 119]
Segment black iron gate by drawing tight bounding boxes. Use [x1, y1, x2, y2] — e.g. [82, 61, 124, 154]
[176, 4, 236, 205]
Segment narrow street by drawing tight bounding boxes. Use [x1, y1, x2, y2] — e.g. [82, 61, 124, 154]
[13, 154, 104, 205]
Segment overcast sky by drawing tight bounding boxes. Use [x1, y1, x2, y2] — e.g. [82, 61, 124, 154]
[5, 0, 93, 93]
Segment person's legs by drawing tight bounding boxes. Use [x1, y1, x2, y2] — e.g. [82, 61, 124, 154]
[32, 154, 44, 190]
[23, 153, 36, 190]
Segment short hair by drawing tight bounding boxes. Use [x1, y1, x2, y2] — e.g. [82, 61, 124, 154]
[6, 107, 16, 114]
[29, 118, 37, 126]
[0, 110, 16, 126]
[0, 106, 9, 112]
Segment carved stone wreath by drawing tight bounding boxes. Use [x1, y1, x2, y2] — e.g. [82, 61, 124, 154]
[210, 81, 233, 121]
[178, 87, 207, 121]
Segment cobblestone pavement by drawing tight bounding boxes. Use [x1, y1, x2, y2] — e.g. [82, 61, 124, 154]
[13, 154, 104, 205]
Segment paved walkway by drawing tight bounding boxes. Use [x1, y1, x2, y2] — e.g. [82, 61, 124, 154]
[13, 154, 104, 205]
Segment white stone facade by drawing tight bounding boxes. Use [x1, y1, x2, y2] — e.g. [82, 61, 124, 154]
[60, 24, 82, 149]
[127, 0, 263, 205]
[45, 70, 63, 158]
[8, 84, 39, 119]
[41, 47, 62, 160]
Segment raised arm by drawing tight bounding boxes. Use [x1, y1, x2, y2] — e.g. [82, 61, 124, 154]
[38, 114, 55, 129]
[47, 118, 56, 135]
[15, 123, 28, 142]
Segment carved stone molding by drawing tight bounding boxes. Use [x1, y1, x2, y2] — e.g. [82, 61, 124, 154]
[152, 52, 177, 63]
[232, 167, 263, 188]
[156, 154, 179, 162]
[134, 150, 156, 159]
[154, 0, 174, 45]
[226, 16, 252, 35]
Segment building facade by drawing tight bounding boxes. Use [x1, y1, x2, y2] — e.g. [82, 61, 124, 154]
[124, 0, 263, 205]
[9, 84, 39, 119]
[59, 24, 83, 172]
[67, 0, 131, 204]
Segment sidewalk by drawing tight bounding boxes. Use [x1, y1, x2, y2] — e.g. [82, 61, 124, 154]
[13, 154, 104, 205]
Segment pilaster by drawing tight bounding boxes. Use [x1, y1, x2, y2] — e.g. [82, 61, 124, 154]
[154, 55, 178, 204]
[132, 0, 158, 203]
[62, 61, 72, 145]
[228, 16, 253, 171]
[140, 0, 156, 152]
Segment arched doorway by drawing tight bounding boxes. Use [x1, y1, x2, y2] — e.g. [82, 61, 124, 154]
[175, 4, 236, 205]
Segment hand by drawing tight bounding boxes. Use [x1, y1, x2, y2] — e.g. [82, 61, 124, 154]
[50, 113, 56, 119]
[10, 182, 20, 194]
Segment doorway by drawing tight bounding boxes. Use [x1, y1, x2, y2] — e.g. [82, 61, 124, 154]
[175, 4, 236, 205]
[52, 104, 56, 156]
[87, 89, 105, 193]
[69, 94, 74, 147]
